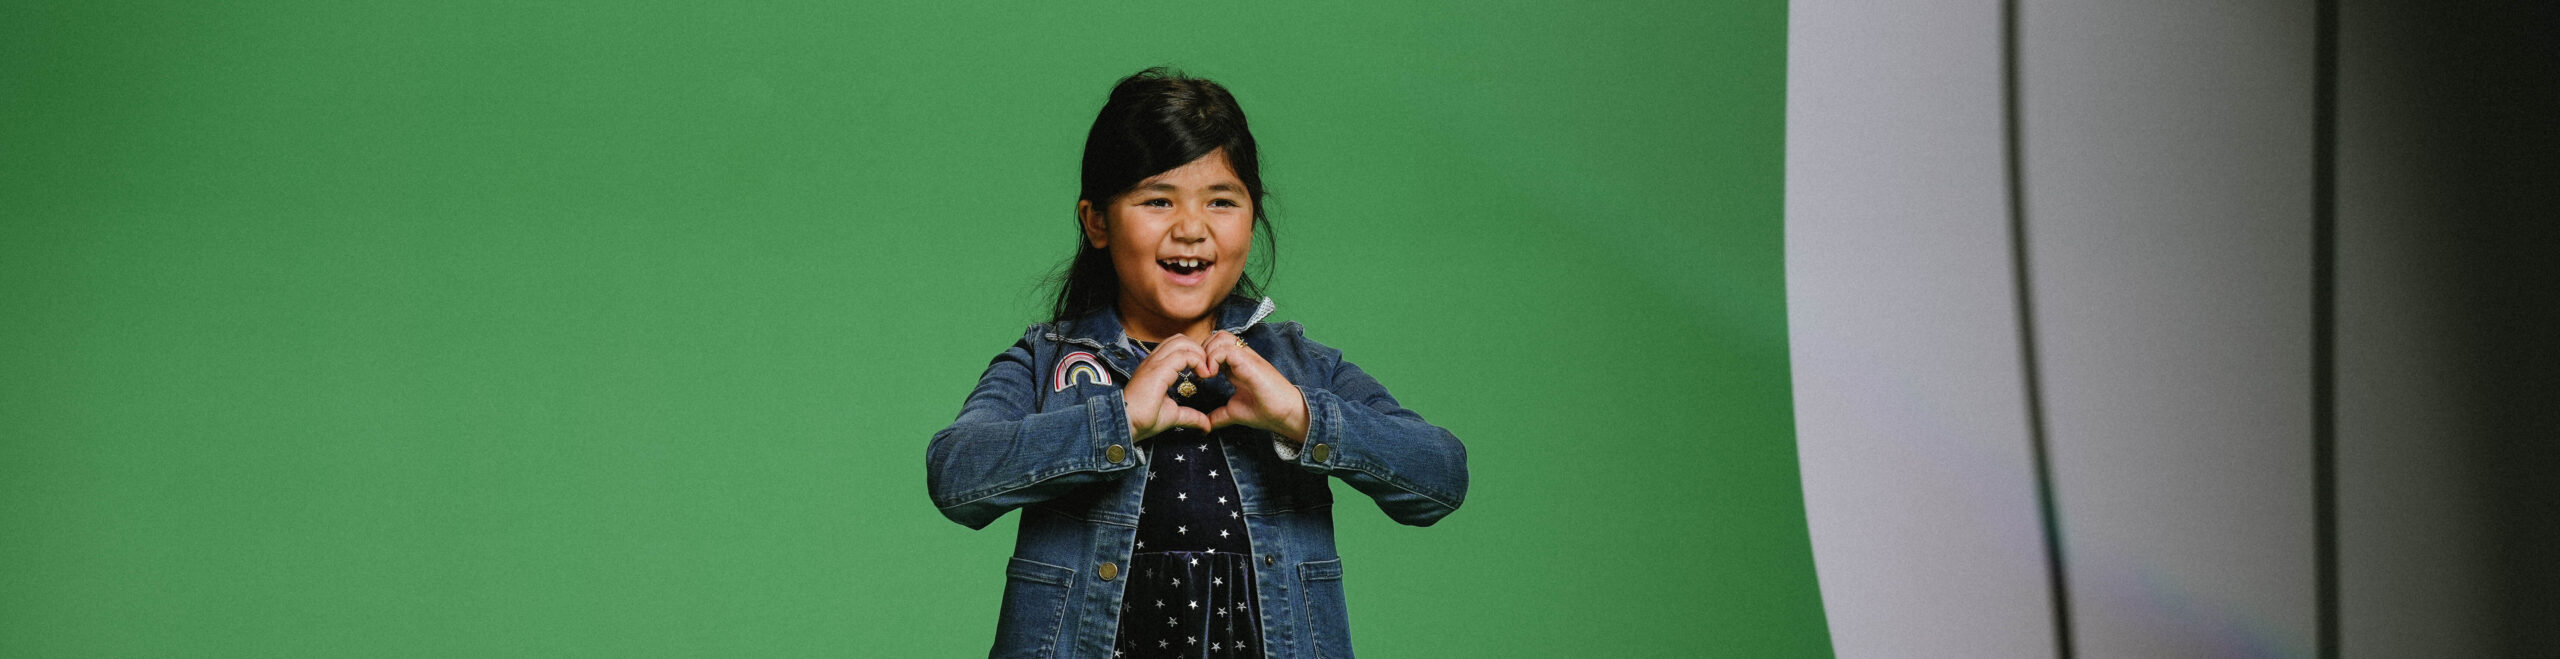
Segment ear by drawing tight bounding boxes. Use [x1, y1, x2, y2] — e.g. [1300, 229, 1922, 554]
[1077, 200, 1109, 249]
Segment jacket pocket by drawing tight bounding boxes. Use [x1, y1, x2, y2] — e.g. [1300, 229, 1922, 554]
[1297, 558, 1352, 658]
[993, 557, 1076, 658]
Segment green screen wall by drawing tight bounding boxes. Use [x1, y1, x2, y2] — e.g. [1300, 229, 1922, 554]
[0, 1, 1820, 655]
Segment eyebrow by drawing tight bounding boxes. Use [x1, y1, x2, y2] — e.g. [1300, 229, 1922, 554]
[1136, 182, 1245, 194]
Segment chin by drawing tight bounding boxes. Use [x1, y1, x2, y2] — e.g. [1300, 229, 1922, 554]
[1162, 294, 1218, 320]
[1161, 286, 1233, 320]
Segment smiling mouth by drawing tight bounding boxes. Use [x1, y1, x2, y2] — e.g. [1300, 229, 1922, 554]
[1158, 258, 1213, 277]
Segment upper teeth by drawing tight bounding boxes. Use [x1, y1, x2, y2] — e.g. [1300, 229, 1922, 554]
[1167, 259, 1204, 268]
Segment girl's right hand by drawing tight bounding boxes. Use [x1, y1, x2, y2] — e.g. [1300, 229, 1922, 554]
[1124, 334, 1214, 442]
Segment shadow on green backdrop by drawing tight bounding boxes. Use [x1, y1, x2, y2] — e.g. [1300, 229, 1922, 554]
[0, 1, 1821, 656]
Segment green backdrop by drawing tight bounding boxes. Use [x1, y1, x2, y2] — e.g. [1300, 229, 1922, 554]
[0, 1, 1820, 656]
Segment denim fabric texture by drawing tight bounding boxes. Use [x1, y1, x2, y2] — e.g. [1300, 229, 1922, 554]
[926, 296, 1470, 658]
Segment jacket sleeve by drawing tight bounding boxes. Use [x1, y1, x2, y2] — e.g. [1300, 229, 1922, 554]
[1284, 339, 1470, 527]
[925, 333, 1143, 530]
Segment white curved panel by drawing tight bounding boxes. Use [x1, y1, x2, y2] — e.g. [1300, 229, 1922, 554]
[1785, 2, 2063, 656]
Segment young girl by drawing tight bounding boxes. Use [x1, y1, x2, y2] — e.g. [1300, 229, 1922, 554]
[924, 68, 1471, 659]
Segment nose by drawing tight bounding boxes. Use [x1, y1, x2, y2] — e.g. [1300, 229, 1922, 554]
[1171, 205, 1208, 243]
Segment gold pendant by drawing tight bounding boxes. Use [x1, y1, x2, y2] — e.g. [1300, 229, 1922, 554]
[1177, 372, 1197, 398]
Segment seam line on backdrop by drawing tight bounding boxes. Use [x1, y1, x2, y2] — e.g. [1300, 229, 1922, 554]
[2003, 2, 2076, 658]
[2312, 0, 2341, 656]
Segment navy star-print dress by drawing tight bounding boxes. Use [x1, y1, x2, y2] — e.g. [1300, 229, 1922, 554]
[1116, 339, 1265, 658]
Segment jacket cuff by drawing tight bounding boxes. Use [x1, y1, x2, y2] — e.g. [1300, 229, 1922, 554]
[1289, 386, 1343, 473]
[1088, 391, 1142, 470]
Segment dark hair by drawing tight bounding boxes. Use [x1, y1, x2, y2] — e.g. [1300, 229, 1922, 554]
[1050, 67, 1274, 323]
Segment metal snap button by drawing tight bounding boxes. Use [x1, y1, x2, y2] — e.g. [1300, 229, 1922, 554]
[1099, 562, 1119, 581]
[1309, 443, 1331, 462]
[1105, 444, 1127, 463]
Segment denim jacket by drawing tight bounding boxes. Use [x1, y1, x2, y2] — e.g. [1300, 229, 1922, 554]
[926, 296, 1470, 658]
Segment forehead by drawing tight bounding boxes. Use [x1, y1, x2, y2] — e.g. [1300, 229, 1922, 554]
[1134, 149, 1242, 190]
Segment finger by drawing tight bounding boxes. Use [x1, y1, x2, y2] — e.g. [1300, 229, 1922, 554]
[1132, 340, 1205, 388]
[1207, 405, 1235, 430]
[1203, 331, 1238, 374]
[1158, 340, 1210, 380]
[1228, 335, 1266, 371]
[1176, 407, 1215, 434]
[1177, 335, 1218, 376]
[1164, 333, 1217, 378]
[1128, 353, 1176, 392]
[1211, 333, 1273, 389]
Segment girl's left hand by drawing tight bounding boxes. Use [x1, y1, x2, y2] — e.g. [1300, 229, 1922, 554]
[1203, 330, 1310, 445]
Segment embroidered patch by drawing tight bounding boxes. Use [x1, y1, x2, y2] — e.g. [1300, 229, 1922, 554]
[1053, 351, 1112, 391]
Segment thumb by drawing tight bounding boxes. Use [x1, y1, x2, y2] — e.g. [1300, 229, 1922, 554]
[1177, 407, 1215, 434]
[1206, 405, 1234, 430]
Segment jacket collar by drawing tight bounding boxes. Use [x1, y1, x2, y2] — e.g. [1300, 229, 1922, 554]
[1045, 296, 1278, 359]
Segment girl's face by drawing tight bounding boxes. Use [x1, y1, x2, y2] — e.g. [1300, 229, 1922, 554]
[1078, 148, 1254, 337]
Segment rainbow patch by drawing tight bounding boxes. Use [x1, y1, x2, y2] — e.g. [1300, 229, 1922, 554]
[1053, 351, 1113, 391]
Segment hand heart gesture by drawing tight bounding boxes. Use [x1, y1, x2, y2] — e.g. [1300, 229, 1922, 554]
[1121, 331, 1309, 446]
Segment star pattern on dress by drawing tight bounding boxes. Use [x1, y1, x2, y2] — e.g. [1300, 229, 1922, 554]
[1104, 355, 1264, 658]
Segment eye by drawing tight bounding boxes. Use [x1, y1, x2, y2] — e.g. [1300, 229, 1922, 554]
[1140, 198, 1172, 208]
[1209, 198, 1241, 208]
